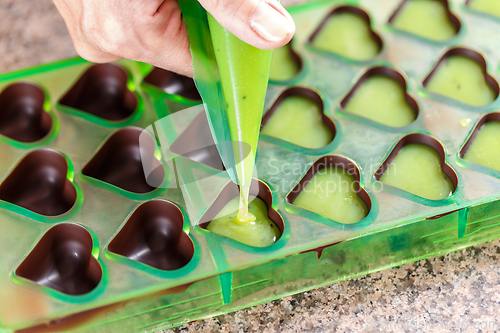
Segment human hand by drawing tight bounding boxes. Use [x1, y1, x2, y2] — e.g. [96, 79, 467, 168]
[52, 0, 295, 77]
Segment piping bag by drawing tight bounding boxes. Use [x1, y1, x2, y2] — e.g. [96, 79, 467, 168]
[178, 0, 274, 222]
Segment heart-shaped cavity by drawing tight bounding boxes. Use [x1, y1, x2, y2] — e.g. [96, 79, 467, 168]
[0, 83, 52, 143]
[423, 48, 499, 106]
[375, 134, 458, 200]
[199, 179, 283, 248]
[15, 223, 102, 296]
[170, 112, 225, 171]
[143, 67, 202, 102]
[467, 0, 500, 18]
[261, 87, 335, 149]
[287, 156, 371, 224]
[460, 112, 500, 171]
[269, 41, 303, 82]
[108, 200, 194, 271]
[308, 5, 383, 62]
[388, 0, 461, 42]
[82, 127, 165, 194]
[59, 64, 138, 121]
[340, 67, 418, 128]
[0, 149, 77, 216]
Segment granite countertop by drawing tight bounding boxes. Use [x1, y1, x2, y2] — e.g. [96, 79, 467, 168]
[2, 0, 500, 332]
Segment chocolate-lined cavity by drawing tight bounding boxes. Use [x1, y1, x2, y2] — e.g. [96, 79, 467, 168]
[340, 67, 418, 127]
[0, 149, 76, 216]
[261, 87, 335, 149]
[466, 0, 500, 19]
[199, 179, 284, 240]
[269, 41, 303, 82]
[16, 223, 102, 296]
[388, 0, 461, 41]
[460, 112, 500, 171]
[143, 67, 201, 101]
[108, 201, 194, 270]
[287, 156, 371, 224]
[170, 112, 225, 170]
[375, 134, 458, 200]
[82, 127, 164, 193]
[308, 5, 383, 61]
[423, 48, 499, 106]
[0, 83, 52, 142]
[59, 64, 138, 121]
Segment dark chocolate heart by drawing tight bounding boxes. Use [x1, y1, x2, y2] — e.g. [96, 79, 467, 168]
[59, 64, 138, 121]
[16, 223, 102, 296]
[108, 200, 194, 271]
[143, 67, 201, 101]
[0, 82, 52, 142]
[82, 127, 165, 194]
[0, 149, 77, 216]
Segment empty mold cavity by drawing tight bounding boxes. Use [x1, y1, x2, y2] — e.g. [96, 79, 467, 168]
[170, 112, 225, 170]
[340, 67, 418, 127]
[108, 200, 194, 271]
[287, 156, 370, 224]
[460, 113, 500, 171]
[269, 41, 303, 82]
[143, 67, 202, 101]
[59, 64, 138, 121]
[15, 223, 102, 296]
[82, 127, 164, 194]
[467, 0, 500, 18]
[388, 0, 460, 42]
[423, 48, 499, 107]
[261, 87, 335, 149]
[0, 82, 52, 143]
[308, 6, 382, 61]
[199, 179, 283, 248]
[0, 149, 76, 216]
[375, 134, 458, 200]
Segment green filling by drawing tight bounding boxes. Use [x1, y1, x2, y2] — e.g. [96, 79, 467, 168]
[270, 45, 300, 82]
[426, 55, 496, 106]
[344, 76, 415, 127]
[207, 196, 281, 247]
[294, 167, 368, 224]
[464, 121, 500, 171]
[380, 144, 454, 200]
[391, 0, 457, 41]
[262, 96, 333, 149]
[312, 11, 380, 61]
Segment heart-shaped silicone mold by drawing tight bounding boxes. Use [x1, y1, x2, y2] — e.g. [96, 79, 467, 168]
[199, 179, 284, 248]
[0, 83, 52, 143]
[340, 67, 418, 128]
[261, 87, 335, 149]
[170, 112, 225, 171]
[460, 112, 500, 171]
[287, 156, 371, 225]
[269, 41, 303, 82]
[375, 134, 458, 200]
[388, 0, 461, 42]
[82, 127, 165, 194]
[467, 0, 500, 18]
[308, 5, 382, 62]
[108, 200, 194, 271]
[143, 67, 202, 102]
[15, 223, 102, 296]
[59, 64, 138, 121]
[423, 48, 499, 107]
[0, 149, 77, 216]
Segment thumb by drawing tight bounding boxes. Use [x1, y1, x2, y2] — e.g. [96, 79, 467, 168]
[198, 0, 295, 49]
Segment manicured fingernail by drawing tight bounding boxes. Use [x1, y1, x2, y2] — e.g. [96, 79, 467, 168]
[250, 1, 295, 42]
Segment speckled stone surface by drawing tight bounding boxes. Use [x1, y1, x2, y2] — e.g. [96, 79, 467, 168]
[2, 0, 500, 332]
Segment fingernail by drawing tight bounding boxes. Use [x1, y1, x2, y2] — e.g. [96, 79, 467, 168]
[250, 1, 295, 42]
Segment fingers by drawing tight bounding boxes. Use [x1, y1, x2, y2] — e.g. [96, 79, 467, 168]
[198, 0, 295, 49]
